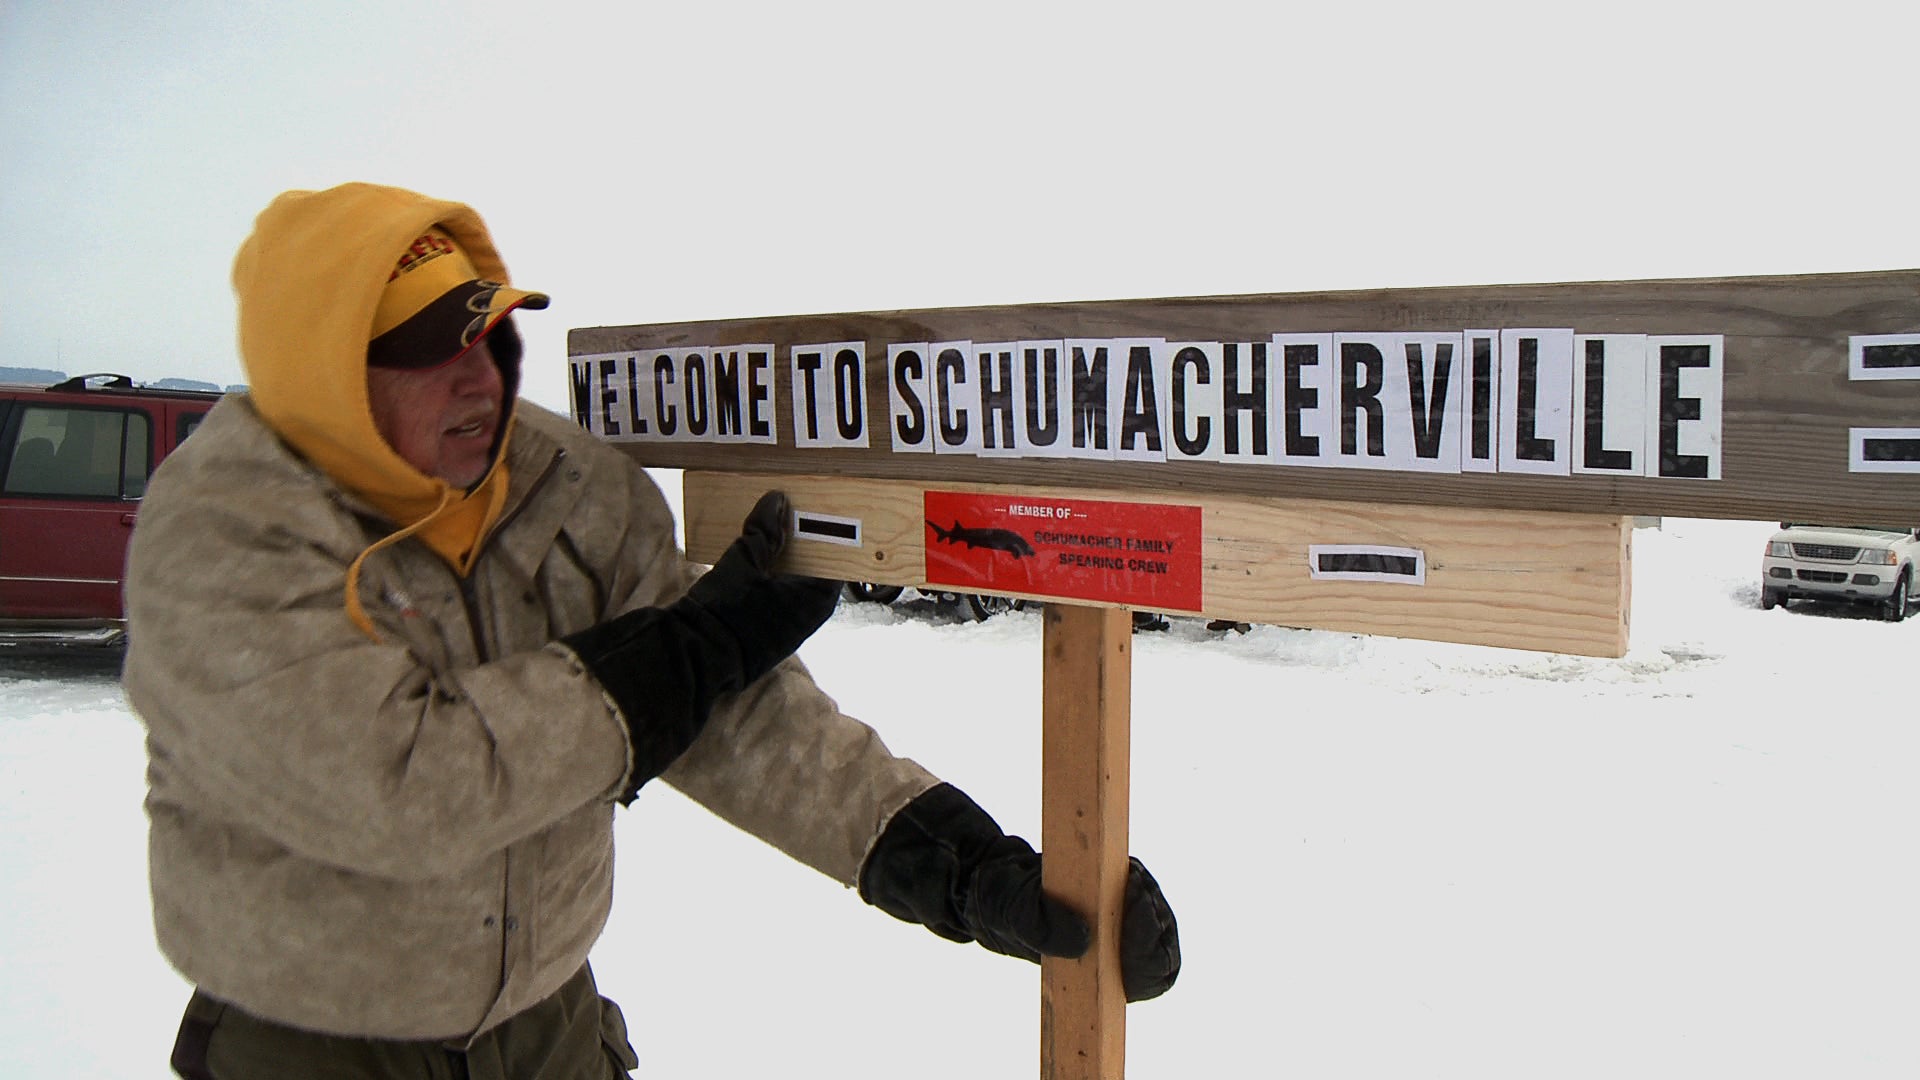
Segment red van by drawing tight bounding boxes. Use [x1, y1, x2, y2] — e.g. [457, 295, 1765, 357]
[0, 374, 221, 647]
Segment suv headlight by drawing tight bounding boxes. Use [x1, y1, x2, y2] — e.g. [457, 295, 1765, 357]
[1768, 541, 1793, 557]
[1858, 548, 1898, 565]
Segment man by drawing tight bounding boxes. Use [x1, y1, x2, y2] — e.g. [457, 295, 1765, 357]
[124, 182, 1178, 1079]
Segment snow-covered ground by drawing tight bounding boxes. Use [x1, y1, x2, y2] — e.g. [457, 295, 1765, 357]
[3, 516, 1916, 1079]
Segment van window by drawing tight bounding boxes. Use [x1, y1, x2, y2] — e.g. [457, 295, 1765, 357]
[3, 405, 152, 499]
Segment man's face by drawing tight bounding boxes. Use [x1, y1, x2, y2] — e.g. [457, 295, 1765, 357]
[367, 338, 506, 487]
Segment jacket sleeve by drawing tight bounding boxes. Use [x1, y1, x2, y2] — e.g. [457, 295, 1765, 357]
[589, 458, 941, 886]
[122, 439, 632, 883]
[659, 654, 941, 885]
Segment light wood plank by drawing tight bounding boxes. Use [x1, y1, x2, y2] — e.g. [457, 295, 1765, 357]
[1040, 604, 1131, 1080]
[682, 471, 1631, 657]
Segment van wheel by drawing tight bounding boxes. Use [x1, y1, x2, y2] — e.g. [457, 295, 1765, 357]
[964, 594, 1026, 621]
[844, 582, 904, 604]
[1882, 574, 1911, 622]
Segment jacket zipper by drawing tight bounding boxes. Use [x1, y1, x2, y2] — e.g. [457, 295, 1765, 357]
[456, 446, 567, 663]
[481, 447, 568, 560]
[455, 447, 568, 1003]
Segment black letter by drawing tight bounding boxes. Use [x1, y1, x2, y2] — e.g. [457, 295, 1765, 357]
[746, 350, 772, 438]
[597, 357, 621, 435]
[833, 348, 863, 441]
[1339, 341, 1385, 457]
[1582, 338, 1632, 471]
[1023, 346, 1061, 448]
[893, 349, 926, 446]
[623, 355, 647, 436]
[1406, 340, 1454, 459]
[1657, 344, 1710, 478]
[978, 346, 1016, 450]
[1172, 345, 1211, 457]
[712, 350, 742, 436]
[1120, 345, 1163, 453]
[1070, 345, 1109, 451]
[794, 349, 824, 441]
[569, 361, 593, 428]
[1284, 343, 1321, 457]
[683, 353, 710, 437]
[1862, 342, 1920, 371]
[1223, 342, 1268, 457]
[936, 346, 969, 447]
[1469, 335, 1494, 462]
[653, 353, 678, 436]
[1515, 337, 1553, 462]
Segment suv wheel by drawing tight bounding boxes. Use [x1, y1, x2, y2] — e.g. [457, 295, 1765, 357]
[1883, 573, 1911, 622]
[1760, 588, 1783, 611]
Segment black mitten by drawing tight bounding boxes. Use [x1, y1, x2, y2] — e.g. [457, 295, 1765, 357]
[1115, 856, 1181, 1002]
[859, 783, 1182, 1002]
[562, 491, 840, 802]
[680, 490, 842, 685]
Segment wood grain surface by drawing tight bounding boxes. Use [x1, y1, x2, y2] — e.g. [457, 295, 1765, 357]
[683, 471, 1631, 657]
[1039, 604, 1131, 1080]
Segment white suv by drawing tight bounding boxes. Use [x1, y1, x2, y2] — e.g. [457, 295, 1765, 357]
[1760, 523, 1920, 621]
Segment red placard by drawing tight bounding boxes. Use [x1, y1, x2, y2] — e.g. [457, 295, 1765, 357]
[923, 491, 1203, 611]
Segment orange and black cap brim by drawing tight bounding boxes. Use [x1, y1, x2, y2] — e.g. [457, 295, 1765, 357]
[367, 280, 549, 371]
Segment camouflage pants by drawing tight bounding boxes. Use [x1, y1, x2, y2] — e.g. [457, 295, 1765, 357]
[168, 965, 639, 1079]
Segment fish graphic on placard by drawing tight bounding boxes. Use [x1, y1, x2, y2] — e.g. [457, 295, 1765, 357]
[925, 519, 1036, 558]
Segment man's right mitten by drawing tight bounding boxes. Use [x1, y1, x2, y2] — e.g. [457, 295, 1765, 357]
[561, 491, 840, 802]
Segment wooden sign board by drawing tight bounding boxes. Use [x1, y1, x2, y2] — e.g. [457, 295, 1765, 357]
[568, 269, 1920, 657]
[570, 269, 1920, 523]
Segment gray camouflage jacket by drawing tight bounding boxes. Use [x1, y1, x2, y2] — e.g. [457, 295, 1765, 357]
[123, 397, 937, 1041]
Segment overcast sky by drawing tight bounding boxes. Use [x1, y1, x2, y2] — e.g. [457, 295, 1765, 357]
[4, 1, 1916, 412]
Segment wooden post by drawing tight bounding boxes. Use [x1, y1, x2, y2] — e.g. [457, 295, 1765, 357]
[1040, 603, 1132, 1080]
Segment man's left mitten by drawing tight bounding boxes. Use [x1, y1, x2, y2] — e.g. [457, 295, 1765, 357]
[859, 782, 1182, 1001]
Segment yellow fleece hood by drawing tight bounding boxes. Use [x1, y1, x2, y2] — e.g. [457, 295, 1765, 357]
[232, 183, 530, 630]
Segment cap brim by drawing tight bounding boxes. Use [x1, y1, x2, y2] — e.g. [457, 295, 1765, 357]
[368, 280, 550, 371]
